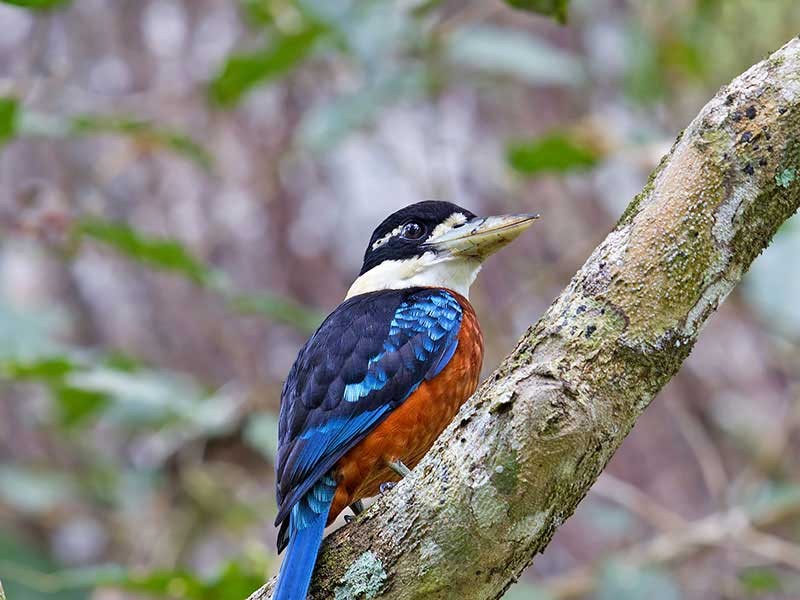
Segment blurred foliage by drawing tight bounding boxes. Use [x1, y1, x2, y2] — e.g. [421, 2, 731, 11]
[505, 0, 569, 24]
[0, 96, 210, 168]
[0, 531, 87, 600]
[210, 23, 327, 106]
[507, 132, 600, 176]
[69, 117, 214, 171]
[0, 468, 78, 515]
[75, 220, 213, 286]
[597, 562, 680, 600]
[242, 412, 280, 462]
[0, 98, 18, 146]
[0, 530, 267, 600]
[744, 219, 800, 338]
[297, 68, 429, 152]
[11, 106, 213, 170]
[71, 218, 323, 331]
[1, 1, 800, 599]
[623, 1, 800, 107]
[739, 568, 783, 595]
[447, 26, 584, 87]
[118, 560, 269, 600]
[0, 0, 70, 9]
[224, 292, 324, 333]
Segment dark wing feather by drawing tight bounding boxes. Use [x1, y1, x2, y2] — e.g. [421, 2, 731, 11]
[274, 288, 463, 530]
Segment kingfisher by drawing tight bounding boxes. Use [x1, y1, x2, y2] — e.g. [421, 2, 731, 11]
[273, 201, 537, 599]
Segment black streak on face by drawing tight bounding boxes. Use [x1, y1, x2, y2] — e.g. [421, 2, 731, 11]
[359, 201, 477, 275]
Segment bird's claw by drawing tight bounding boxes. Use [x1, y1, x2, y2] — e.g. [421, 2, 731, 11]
[379, 481, 396, 494]
[387, 459, 412, 477]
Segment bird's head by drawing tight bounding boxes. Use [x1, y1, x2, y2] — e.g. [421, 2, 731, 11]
[346, 201, 538, 299]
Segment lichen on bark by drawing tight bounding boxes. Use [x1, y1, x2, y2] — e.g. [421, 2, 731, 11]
[249, 37, 800, 600]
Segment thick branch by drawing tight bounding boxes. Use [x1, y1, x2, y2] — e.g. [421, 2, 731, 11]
[251, 37, 800, 600]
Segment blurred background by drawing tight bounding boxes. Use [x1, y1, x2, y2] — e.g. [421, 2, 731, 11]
[1, 0, 799, 599]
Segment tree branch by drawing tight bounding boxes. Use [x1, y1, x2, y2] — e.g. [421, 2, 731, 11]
[250, 37, 800, 600]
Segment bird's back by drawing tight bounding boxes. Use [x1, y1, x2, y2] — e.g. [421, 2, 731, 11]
[329, 289, 483, 517]
[275, 287, 482, 540]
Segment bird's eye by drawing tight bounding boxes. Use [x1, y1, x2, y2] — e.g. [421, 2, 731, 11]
[401, 222, 425, 240]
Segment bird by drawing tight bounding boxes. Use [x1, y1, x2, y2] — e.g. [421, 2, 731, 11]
[273, 200, 537, 599]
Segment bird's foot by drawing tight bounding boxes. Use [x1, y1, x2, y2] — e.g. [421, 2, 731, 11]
[344, 500, 364, 523]
[379, 481, 396, 494]
[387, 459, 412, 478]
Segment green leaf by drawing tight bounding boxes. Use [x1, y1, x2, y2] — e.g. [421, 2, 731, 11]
[239, 0, 274, 27]
[0, 0, 71, 9]
[75, 220, 213, 285]
[204, 562, 265, 600]
[0, 97, 19, 146]
[3, 356, 75, 380]
[210, 24, 326, 106]
[447, 27, 584, 87]
[504, 0, 569, 24]
[507, 132, 600, 176]
[70, 116, 213, 170]
[102, 352, 142, 372]
[739, 568, 782, 595]
[72, 220, 321, 331]
[54, 385, 110, 428]
[65, 368, 203, 427]
[15, 110, 212, 169]
[117, 569, 208, 598]
[116, 560, 266, 600]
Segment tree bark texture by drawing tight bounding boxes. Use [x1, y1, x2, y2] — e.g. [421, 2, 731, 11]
[250, 37, 800, 600]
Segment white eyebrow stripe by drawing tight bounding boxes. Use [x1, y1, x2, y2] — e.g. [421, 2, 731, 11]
[371, 224, 404, 250]
[429, 212, 467, 240]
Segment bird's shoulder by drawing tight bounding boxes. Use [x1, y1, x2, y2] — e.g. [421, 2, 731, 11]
[283, 287, 463, 407]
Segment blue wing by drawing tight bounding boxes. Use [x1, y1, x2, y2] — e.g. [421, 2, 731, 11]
[274, 288, 462, 547]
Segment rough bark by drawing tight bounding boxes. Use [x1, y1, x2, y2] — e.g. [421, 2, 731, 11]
[250, 37, 800, 600]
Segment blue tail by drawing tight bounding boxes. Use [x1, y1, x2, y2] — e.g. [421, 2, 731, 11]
[274, 477, 335, 600]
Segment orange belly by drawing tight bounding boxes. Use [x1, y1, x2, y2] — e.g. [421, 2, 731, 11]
[327, 291, 483, 524]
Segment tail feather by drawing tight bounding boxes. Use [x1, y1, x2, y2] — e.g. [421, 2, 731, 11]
[274, 477, 336, 600]
[273, 511, 326, 600]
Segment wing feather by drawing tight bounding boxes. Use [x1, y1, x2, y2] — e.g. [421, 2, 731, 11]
[275, 288, 462, 527]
